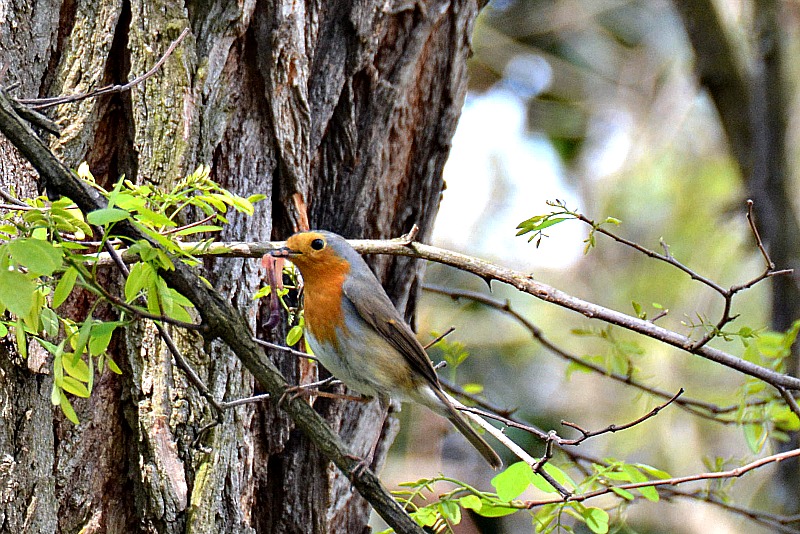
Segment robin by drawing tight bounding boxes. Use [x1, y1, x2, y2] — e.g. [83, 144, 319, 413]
[272, 230, 502, 469]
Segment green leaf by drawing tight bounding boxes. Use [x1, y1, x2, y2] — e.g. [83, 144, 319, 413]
[458, 495, 482, 512]
[8, 238, 64, 276]
[62, 355, 90, 382]
[53, 266, 79, 308]
[106, 357, 122, 374]
[621, 465, 658, 502]
[542, 463, 577, 490]
[51, 382, 62, 405]
[637, 484, 659, 502]
[112, 193, 146, 211]
[516, 217, 568, 236]
[411, 507, 438, 527]
[164, 301, 192, 323]
[72, 319, 93, 357]
[439, 500, 461, 524]
[15, 319, 27, 358]
[87, 351, 94, 394]
[59, 394, 80, 424]
[0, 269, 36, 317]
[472, 503, 519, 518]
[175, 225, 223, 236]
[88, 322, 120, 356]
[491, 461, 533, 501]
[40, 307, 59, 337]
[744, 423, 767, 453]
[634, 463, 671, 479]
[770, 405, 800, 431]
[286, 325, 304, 346]
[565, 360, 593, 379]
[125, 262, 156, 302]
[104, 177, 126, 209]
[23, 288, 45, 332]
[610, 486, 635, 500]
[133, 207, 177, 228]
[61, 376, 90, 397]
[582, 507, 609, 534]
[87, 208, 130, 225]
[529, 472, 558, 493]
[462, 383, 484, 395]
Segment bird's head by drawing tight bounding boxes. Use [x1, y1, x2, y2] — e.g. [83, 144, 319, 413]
[271, 231, 357, 277]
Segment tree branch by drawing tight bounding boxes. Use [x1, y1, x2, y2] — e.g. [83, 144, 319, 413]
[95, 237, 799, 390]
[523, 448, 800, 508]
[423, 284, 768, 424]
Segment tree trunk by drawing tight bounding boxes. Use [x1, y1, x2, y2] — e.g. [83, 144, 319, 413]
[0, 0, 477, 531]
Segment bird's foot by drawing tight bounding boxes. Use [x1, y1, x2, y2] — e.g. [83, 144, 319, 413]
[345, 452, 374, 480]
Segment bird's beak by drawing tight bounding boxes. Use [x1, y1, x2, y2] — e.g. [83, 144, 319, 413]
[270, 246, 298, 258]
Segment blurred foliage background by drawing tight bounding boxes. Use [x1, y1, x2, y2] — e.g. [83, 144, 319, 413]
[378, 1, 800, 532]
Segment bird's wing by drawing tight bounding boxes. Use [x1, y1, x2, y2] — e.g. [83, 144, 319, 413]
[342, 275, 441, 388]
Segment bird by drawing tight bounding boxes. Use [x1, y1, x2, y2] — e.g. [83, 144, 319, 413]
[271, 230, 502, 469]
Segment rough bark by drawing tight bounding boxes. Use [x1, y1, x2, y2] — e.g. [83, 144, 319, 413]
[0, 0, 478, 532]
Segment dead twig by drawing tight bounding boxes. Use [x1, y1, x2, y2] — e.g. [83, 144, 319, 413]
[523, 448, 800, 508]
[18, 28, 190, 110]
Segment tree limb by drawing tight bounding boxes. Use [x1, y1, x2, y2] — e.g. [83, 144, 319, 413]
[91, 237, 800, 391]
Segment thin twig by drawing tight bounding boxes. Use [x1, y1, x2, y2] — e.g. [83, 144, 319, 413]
[746, 199, 774, 269]
[577, 213, 727, 295]
[0, 187, 27, 207]
[252, 337, 318, 361]
[423, 326, 456, 350]
[522, 448, 800, 508]
[19, 28, 191, 110]
[570, 204, 791, 352]
[662, 487, 800, 533]
[219, 394, 271, 409]
[163, 212, 218, 235]
[558, 389, 684, 445]
[88, 237, 800, 390]
[459, 389, 682, 448]
[424, 284, 758, 423]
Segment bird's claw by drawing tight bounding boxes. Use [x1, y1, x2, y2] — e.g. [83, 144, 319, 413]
[345, 453, 373, 480]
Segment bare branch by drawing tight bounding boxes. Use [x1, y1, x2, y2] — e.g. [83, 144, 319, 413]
[424, 284, 752, 423]
[87, 237, 800, 390]
[18, 28, 191, 110]
[747, 199, 775, 269]
[423, 326, 456, 350]
[459, 390, 682, 448]
[523, 448, 800, 508]
[558, 389, 684, 445]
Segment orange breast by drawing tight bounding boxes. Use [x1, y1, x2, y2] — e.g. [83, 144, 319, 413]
[298, 257, 350, 348]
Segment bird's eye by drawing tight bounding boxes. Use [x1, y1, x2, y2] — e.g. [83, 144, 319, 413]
[310, 238, 325, 251]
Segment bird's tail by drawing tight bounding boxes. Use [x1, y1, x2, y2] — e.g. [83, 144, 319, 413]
[432, 389, 502, 469]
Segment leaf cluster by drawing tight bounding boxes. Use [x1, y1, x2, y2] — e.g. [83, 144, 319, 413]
[0, 164, 263, 422]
